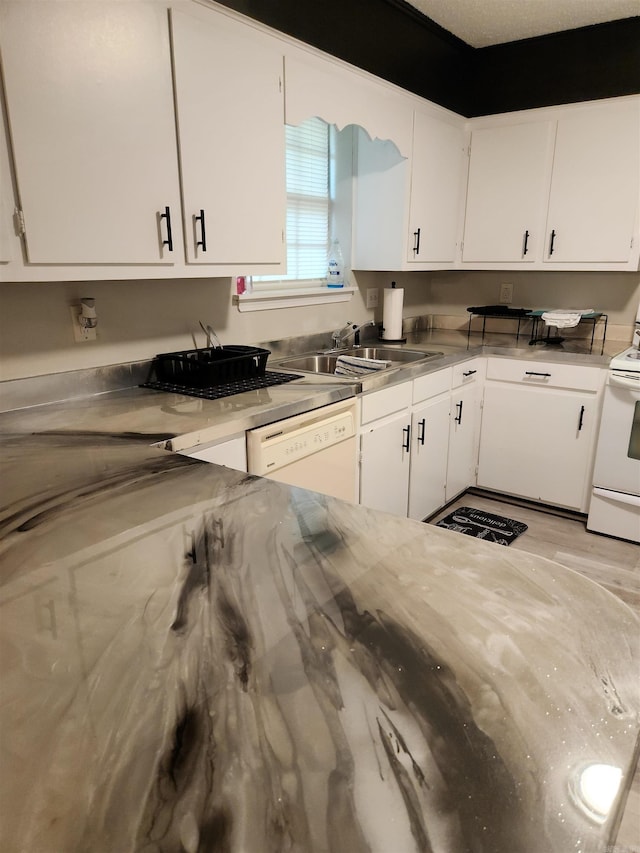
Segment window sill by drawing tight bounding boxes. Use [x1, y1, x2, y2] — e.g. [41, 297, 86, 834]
[234, 286, 356, 312]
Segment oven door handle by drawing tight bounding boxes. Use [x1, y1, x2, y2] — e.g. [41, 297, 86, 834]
[593, 487, 640, 508]
[610, 373, 640, 391]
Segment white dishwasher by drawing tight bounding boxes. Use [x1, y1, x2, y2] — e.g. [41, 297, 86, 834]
[246, 399, 358, 502]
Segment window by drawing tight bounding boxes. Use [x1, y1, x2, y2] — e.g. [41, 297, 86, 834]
[238, 118, 354, 311]
[253, 117, 330, 289]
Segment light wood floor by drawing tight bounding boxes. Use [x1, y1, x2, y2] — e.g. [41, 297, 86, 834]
[429, 490, 640, 849]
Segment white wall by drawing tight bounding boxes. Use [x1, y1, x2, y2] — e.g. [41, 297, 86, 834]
[0, 269, 636, 381]
[428, 270, 640, 327]
[0, 270, 432, 381]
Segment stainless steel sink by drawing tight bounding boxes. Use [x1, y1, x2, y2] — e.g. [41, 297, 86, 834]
[277, 347, 442, 376]
[279, 354, 341, 373]
[343, 347, 439, 363]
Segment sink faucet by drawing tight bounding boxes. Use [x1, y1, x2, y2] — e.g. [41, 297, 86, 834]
[331, 321, 376, 348]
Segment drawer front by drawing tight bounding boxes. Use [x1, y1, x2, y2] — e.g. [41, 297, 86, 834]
[360, 380, 412, 424]
[451, 358, 484, 389]
[412, 366, 452, 404]
[486, 357, 603, 392]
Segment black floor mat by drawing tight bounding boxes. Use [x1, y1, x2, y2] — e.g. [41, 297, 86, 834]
[435, 506, 528, 546]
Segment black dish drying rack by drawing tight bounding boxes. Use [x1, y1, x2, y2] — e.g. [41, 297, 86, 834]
[141, 345, 298, 400]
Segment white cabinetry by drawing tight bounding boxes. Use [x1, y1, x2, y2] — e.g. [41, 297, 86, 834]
[408, 369, 452, 520]
[446, 360, 484, 502]
[359, 383, 413, 517]
[359, 361, 482, 519]
[462, 97, 640, 270]
[0, 1, 182, 266]
[353, 109, 467, 271]
[544, 100, 640, 264]
[170, 7, 285, 269]
[461, 121, 554, 263]
[0, 98, 15, 265]
[179, 435, 247, 472]
[477, 358, 604, 511]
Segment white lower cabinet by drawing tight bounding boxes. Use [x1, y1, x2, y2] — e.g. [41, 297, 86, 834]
[477, 358, 604, 511]
[178, 435, 247, 472]
[445, 360, 484, 503]
[408, 394, 451, 520]
[359, 362, 483, 520]
[359, 382, 413, 516]
[360, 412, 412, 516]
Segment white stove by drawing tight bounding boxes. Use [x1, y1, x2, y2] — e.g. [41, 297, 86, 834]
[609, 345, 640, 372]
[587, 344, 640, 543]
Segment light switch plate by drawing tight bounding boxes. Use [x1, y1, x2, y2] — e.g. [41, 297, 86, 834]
[366, 288, 379, 309]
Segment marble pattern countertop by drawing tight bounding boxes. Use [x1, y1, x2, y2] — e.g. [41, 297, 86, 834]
[0, 328, 626, 455]
[0, 433, 638, 852]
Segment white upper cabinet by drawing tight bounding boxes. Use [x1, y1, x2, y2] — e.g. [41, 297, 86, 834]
[0, 99, 15, 265]
[407, 110, 467, 264]
[544, 99, 640, 264]
[461, 120, 554, 263]
[0, 1, 182, 265]
[170, 7, 285, 268]
[462, 96, 640, 270]
[284, 49, 414, 158]
[352, 108, 467, 271]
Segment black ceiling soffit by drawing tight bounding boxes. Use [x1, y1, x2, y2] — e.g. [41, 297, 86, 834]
[214, 0, 640, 116]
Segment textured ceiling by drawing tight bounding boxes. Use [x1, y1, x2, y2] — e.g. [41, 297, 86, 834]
[404, 0, 640, 47]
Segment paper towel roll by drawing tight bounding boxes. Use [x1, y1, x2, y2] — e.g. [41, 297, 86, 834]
[382, 284, 404, 340]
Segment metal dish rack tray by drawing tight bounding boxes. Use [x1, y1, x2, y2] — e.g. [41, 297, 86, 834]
[147, 345, 271, 388]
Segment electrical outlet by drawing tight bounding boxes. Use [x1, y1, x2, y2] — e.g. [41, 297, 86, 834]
[366, 288, 379, 309]
[499, 282, 513, 304]
[70, 306, 97, 342]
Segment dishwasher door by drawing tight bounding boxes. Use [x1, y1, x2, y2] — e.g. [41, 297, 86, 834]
[246, 399, 358, 502]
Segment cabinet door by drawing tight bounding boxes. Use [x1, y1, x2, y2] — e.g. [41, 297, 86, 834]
[407, 112, 466, 263]
[0, 2, 182, 265]
[181, 436, 247, 472]
[446, 383, 481, 502]
[408, 395, 450, 520]
[0, 100, 14, 265]
[477, 384, 597, 510]
[544, 100, 640, 263]
[461, 121, 554, 263]
[360, 413, 411, 517]
[171, 8, 285, 267]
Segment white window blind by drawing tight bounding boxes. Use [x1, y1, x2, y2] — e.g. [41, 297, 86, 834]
[254, 117, 330, 286]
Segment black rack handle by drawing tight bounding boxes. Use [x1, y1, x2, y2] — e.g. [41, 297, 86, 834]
[418, 418, 426, 445]
[549, 229, 556, 256]
[195, 209, 207, 253]
[578, 405, 585, 432]
[160, 206, 173, 252]
[413, 227, 421, 255]
[463, 369, 477, 378]
[402, 424, 411, 452]
[525, 371, 552, 378]
[454, 400, 463, 424]
[523, 229, 529, 256]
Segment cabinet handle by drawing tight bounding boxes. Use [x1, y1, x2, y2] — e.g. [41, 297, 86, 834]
[454, 400, 463, 425]
[523, 230, 529, 256]
[549, 229, 556, 256]
[418, 418, 426, 445]
[402, 424, 411, 452]
[195, 209, 207, 253]
[525, 371, 552, 378]
[578, 405, 585, 432]
[413, 227, 421, 256]
[160, 206, 174, 252]
[463, 369, 477, 378]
